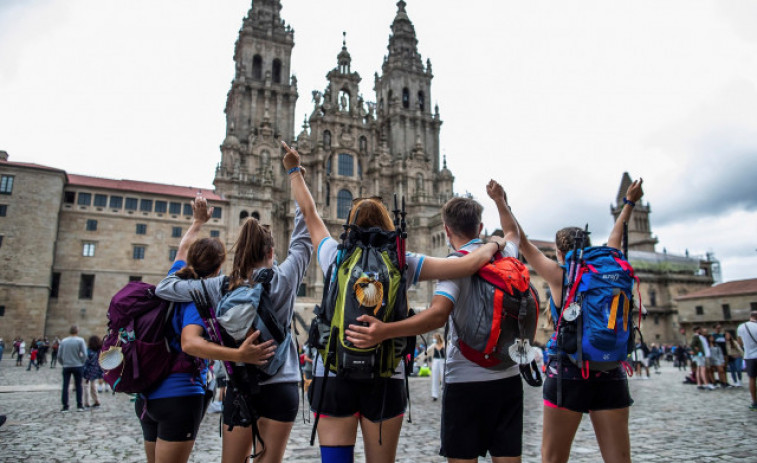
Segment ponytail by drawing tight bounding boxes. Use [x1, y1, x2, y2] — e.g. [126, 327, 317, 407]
[228, 217, 274, 290]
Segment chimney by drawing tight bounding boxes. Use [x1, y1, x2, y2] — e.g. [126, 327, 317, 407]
[0, 151, 8, 161]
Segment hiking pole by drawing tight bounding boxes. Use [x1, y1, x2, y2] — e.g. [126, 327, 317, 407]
[622, 221, 629, 257]
[400, 196, 407, 269]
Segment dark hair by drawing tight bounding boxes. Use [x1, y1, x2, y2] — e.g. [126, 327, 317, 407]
[348, 198, 394, 231]
[441, 197, 482, 239]
[69, 325, 78, 335]
[88, 335, 102, 351]
[228, 217, 274, 291]
[175, 238, 226, 280]
[693, 326, 701, 332]
[555, 227, 592, 255]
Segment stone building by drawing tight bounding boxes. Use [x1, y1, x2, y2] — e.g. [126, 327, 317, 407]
[676, 278, 757, 336]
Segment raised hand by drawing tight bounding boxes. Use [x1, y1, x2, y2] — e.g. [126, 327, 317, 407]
[626, 178, 644, 203]
[486, 179, 507, 204]
[191, 195, 213, 224]
[281, 140, 300, 171]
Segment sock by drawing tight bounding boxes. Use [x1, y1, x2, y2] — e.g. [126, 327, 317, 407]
[320, 445, 355, 463]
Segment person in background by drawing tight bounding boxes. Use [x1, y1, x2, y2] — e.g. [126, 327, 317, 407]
[26, 340, 39, 371]
[736, 311, 757, 411]
[427, 333, 445, 402]
[58, 325, 88, 412]
[0, 338, 4, 363]
[82, 336, 104, 408]
[50, 337, 60, 368]
[16, 339, 25, 367]
[724, 331, 743, 388]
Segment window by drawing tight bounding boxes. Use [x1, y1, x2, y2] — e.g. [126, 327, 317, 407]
[648, 289, 657, 307]
[251, 211, 260, 220]
[722, 304, 731, 320]
[0, 235, 3, 248]
[50, 273, 60, 298]
[155, 201, 167, 213]
[136, 223, 147, 235]
[109, 195, 123, 209]
[338, 153, 354, 176]
[402, 87, 410, 109]
[751, 302, 757, 311]
[239, 211, 249, 224]
[133, 246, 145, 260]
[94, 194, 107, 207]
[125, 197, 138, 210]
[85, 219, 97, 231]
[418, 91, 425, 111]
[326, 156, 332, 175]
[0, 175, 14, 194]
[168, 248, 177, 261]
[337, 189, 352, 219]
[169, 202, 181, 215]
[323, 130, 331, 150]
[326, 183, 330, 206]
[64, 191, 75, 203]
[140, 199, 153, 212]
[0, 204, 6, 217]
[212, 207, 222, 219]
[82, 242, 95, 257]
[77, 192, 91, 206]
[171, 227, 182, 238]
[129, 275, 142, 282]
[182, 203, 192, 216]
[79, 274, 95, 299]
[0, 305, 5, 316]
[272, 58, 282, 83]
[252, 55, 263, 80]
[210, 230, 220, 238]
[695, 305, 704, 315]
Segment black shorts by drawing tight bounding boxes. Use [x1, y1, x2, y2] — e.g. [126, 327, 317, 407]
[307, 376, 406, 422]
[136, 394, 205, 442]
[223, 381, 299, 426]
[542, 357, 633, 413]
[440, 376, 523, 459]
[216, 377, 227, 388]
[746, 359, 757, 378]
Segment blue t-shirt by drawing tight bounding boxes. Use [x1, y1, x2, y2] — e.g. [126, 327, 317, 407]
[144, 260, 208, 400]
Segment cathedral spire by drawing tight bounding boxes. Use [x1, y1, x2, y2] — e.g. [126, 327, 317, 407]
[337, 31, 352, 74]
[384, 0, 423, 73]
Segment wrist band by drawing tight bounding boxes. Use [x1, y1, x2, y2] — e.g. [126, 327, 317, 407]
[623, 197, 635, 207]
[287, 166, 301, 175]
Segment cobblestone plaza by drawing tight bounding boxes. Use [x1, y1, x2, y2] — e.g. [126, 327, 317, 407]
[1, 361, 755, 462]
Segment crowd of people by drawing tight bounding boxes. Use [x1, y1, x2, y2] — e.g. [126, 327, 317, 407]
[3, 337, 60, 369]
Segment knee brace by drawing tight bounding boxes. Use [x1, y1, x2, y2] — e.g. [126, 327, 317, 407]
[320, 445, 354, 463]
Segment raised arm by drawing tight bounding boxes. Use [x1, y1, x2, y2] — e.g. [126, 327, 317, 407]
[282, 141, 331, 248]
[607, 177, 644, 250]
[175, 195, 213, 263]
[515, 214, 564, 306]
[487, 179, 520, 248]
[418, 239, 503, 281]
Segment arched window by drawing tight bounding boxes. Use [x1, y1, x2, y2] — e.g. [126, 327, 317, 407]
[359, 136, 367, 152]
[251, 211, 260, 220]
[252, 55, 262, 80]
[338, 153, 354, 176]
[337, 189, 352, 219]
[239, 210, 249, 225]
[323, 130, 331, 149]
[402, 87, 410, 109]
[272, 59, 282, 84]
[418, 91, 425, 111]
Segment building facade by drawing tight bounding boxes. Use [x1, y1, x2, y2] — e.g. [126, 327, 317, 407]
[676, 278, 757, 337]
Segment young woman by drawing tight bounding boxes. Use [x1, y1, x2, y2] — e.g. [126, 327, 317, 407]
[428, 333, 445, 401]
[155, 195, 311, 463]
[708, 335, 728, 388]
[82, 335, 103, 408]
[281, 141, 505, 463]
[140, 197, 275, 463]
[515, 177, 644, 463]
[724, 331, 744, 387]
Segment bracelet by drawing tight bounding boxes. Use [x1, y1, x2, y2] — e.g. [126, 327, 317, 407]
[287, 166, 301, 175]
[491, 241, 503, 252]
[623, 197, 636, 207]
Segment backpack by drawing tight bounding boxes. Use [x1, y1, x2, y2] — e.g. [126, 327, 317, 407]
[99, 281, 198, 393]
[554, 244, 641, 374]
[214, 269, 290, 380]
[450, 250, 542, 386]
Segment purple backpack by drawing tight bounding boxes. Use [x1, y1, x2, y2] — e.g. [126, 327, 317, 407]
[100, 281, 196, 393]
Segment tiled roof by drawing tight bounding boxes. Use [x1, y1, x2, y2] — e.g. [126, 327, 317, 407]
[677, 278, 757, 300]
[0, 159, 67, 175]
[67, 174, 226, 202]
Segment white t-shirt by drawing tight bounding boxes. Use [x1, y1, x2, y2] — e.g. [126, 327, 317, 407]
[434, 239, 520, 384]
[698, 334, 711, 358]
[312, 237, 425, 378]
[737, 321, 757, 359]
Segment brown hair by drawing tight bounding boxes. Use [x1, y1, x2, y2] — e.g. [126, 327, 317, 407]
[228, 217, 274, 290]
[88, 335, 102, 352]
[348, 198, 394, 231]
[175, 238, 226, 280]
[441, 197, 482, 239]
[555, 227, 592, 255]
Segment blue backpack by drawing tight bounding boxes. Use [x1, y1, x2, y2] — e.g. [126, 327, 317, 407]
[553, 246, 641, 374]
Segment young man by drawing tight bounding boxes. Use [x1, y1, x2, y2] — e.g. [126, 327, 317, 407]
[346, 180, 523, 462]
[737, 311, 757, 411]
[57, 325, 88, 412]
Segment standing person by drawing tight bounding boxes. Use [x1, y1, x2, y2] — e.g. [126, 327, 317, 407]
[26, 340, 39, 371]
[724, 332, 743, 387]
[691, 327, 715, 390]
[0, 338, 4, 363]
[50, 338, 60, 368]
[283, 143, 505, 463]
[506, 177, 644, 463]
[428, 333, 445, 402]
[737, 311, 757, 411]
[632, 341, 650, 379]
[16, 340, 25, 366]
[82, 336, 103, 408]
[675, 344, 688, 371]
[58, 325, 88, 412]
[708, 335, 728, 388]
[156, 193, 311, 463]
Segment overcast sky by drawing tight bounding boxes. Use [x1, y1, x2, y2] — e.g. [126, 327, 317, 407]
[1, 0, 756, 283]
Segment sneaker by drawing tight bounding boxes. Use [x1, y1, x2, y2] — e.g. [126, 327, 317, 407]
[697, 385, 706, 390]
[92, 403, 101, 408]
[61, 407, 69, 412]
[77, 406, 86, 412]
[707, 384, 717, 390]
[735, 381, 743, 387]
